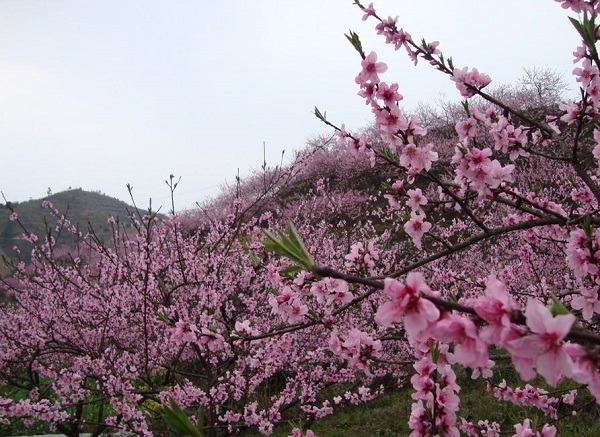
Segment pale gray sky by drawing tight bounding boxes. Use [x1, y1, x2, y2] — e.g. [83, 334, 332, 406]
[0, 1, 581, 210]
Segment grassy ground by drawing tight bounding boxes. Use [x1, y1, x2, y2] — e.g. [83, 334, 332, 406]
[241, 365, 600, 437]
[5, 364, 600, 436]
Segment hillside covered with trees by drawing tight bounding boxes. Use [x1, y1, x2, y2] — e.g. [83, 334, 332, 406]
[0, 188, 146, 271]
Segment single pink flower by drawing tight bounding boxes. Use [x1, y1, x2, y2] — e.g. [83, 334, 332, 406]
[456, 118, 477, 144]
[508, 299, 576, 386]
[406, 188, 428, 213]
[571, 288, 600, 321]
[430, 313, 489, 368]
[356, 51, 387, 85]
[399, 142, 438, 173]
[404, 212, 432, 249]
[376, 82, 403, 107]
[360, 2, 376, 21]
[375, 273, 439, 339]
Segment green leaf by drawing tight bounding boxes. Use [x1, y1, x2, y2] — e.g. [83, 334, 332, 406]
[380, 181, 395, 193]
[263, 229, 304, 262]
[548, 294, 570, 316]
[314, 106, 326, 122]
[569, 14, 599, 58]
[263, 223, 314, 269]
[156, 312, 171, 324]
[456, 143, 469, 155]
[461, 100, 470, 115]
[344, 30, 364, 55]
[379, 145, 397, 162]
[280, 265, 303, 278]
[195, 406, 205, 433]
[160, 398, 203, 437]
[569, 16, 586, 40]
[288, 224, 311, 260]
[431, 343, 440, 363]
[581, 215, 593, 237]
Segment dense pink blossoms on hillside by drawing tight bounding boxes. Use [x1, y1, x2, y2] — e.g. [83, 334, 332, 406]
[3, 1, 600, 436]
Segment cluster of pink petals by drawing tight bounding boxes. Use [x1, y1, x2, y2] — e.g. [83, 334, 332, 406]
[561, 43, 600, 117]
[571, 287, 600, 321]
[409, 356, 460, 437]
[310, 277, 354, 306]
[479, 294, 577, 387]
[232, 320, 259, 337]
[329, 328, 382, 374]
[344, 241, 380, 272]
[490, 116, 529, 161]
[332, 386, 382, 406]
[512, 419, 557, 437]
[431, 313, 489, 368]
[574, 58, 600, 108]
[360, 2, 376, 20]
[565, 228, 600, 278]
[406, 188, 428, 212]
[571, 186, 597, 209]
[376, 274, 600, 394]
[404, 212, 432, 249]
[452, 146, 515, 198]
[460, 418, 501, 437]
[0, 398, 69, 426]
[383, 179, 404, 210]
[336, 125, 376, 164]
[376, 81, 403, 107]
[288, 427, 317, 437]
[451, 67, 492, 97]
[474, 275, 517, 343]
[573, 58, 597, 89]
[268, 286, 309, 323]
[374, 105, 407, 134]
[171, 321, 227, 351]
[399, 142, 438, 174]
[455, 117, 478, 145]
[559, 101, 584, 124]
[490, 380, 560, 419]
[373, 15, 412, 51]
[555, 0, 596, 13]
[375, 272, 439, 339]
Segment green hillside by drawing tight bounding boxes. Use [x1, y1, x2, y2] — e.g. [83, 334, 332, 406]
[0, 188, 141, 263]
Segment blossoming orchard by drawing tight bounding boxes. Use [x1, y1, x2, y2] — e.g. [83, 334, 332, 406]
[2, 1, 600, 436]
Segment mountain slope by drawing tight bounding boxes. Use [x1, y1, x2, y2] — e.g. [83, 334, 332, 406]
[0, 188, 140, 261]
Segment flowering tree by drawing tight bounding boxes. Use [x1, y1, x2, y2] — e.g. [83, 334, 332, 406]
[3, 1, 600, 436]
[0, 165, 409, 437]
[271, 0, 600, 435]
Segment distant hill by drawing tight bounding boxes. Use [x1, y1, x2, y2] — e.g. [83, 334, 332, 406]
[0, 189, 143, 265]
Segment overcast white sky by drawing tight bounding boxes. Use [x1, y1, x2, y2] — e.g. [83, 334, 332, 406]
[0, 1, 581, 211]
